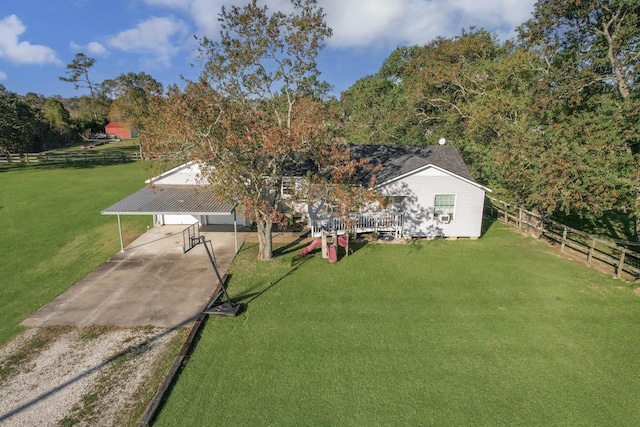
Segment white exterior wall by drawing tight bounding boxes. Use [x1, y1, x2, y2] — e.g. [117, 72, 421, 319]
[151, 163, 205, 186]
[379, 168, 485, 238]
[159, 214, 201, 225]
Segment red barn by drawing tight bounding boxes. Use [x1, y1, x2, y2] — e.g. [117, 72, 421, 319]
[105, 122, 137, 139]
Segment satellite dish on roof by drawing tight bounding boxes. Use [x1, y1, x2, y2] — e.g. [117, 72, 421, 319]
[438, 137, 446, 145]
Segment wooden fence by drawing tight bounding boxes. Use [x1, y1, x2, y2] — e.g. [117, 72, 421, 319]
[485, 196, 640, 282]
[0, 151, 142, 165]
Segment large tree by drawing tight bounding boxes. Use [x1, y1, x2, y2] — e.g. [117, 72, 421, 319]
[341, 47, 423, 145]
[0, 85, 36, 156]
[146, 0, 377, 260]
[105, 72, 163, 130]
[518, 0, 640, 224]
[518, 0, 640, 100]
[59, 53, 100, 97]
[106, 72, 163, 158]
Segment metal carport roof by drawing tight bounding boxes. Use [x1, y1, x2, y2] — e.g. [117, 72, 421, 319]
[101, 185, 236, 216]
[102, 185, 241, 252]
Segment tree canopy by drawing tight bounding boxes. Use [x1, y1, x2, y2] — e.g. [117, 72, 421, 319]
[145, 0, 378, 260]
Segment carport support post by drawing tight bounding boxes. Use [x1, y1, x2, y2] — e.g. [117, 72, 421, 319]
[117, 214, 124, 252]
[233, 209, 238, 253]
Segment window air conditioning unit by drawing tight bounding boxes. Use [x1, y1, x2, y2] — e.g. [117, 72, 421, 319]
[439, 214, 451, 223]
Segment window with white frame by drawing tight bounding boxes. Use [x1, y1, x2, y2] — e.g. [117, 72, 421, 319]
[434, 194, 456, 220]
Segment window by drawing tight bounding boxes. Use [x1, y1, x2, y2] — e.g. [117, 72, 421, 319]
[391, 196, 405, 211]
[434, 194, 456, 220]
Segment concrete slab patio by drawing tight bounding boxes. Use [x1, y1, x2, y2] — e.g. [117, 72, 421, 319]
[22, 225, 249, 328]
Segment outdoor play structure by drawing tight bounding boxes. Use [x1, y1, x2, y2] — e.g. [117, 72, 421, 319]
[300, 230, 349, 263]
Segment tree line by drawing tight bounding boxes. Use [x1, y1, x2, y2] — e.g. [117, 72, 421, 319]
[0, 53, 161, 155]
[342, 1, 640, 226]
[2, 0, 639, 258]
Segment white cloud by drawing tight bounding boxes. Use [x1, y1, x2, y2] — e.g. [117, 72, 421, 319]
[144, 0, 535, 48]
[0, 15, 62, 65]
[87, 42, 108, 56]
[0, 70, 7, 80]
[322, 0, 536, 48]
[69, 41, 109, 56]
[107, 16, 188, 66]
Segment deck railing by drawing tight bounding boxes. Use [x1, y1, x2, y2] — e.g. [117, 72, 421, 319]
[309, 212, 404, 237]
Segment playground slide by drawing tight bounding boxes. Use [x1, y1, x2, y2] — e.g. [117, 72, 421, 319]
[301, 235, 348, 261]
[328, 244, 337, 264]
[300, 238, 322, 256]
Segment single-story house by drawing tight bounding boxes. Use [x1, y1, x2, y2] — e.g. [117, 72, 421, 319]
[102, 144, 491, 247]
[301, 144, 491, 239]
[105, 122, 138, 139]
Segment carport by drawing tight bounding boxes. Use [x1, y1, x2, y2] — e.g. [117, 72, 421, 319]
[102, 185, 242, 253]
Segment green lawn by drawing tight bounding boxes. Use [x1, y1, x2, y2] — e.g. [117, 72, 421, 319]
[0, 162, 152, 344]
[49, 137, 141, 154]
[155, 223, 640, 426]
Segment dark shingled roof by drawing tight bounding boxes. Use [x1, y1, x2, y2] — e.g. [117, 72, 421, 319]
[350, 144, 475, 185]
[284, 144, 476, 186]
[101, 185, 235, 215]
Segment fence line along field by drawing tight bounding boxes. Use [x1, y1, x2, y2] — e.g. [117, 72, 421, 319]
[0, 151, 142, 165]
[486, 195, 640, 282]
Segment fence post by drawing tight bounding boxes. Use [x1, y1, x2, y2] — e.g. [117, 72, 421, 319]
[122, 152, 125, 163]
[518, 207, 523, 230]
[617, 248, 626, 279]
[560, 227, 567, 252]
[25, 153, 30, 164]
[503, 202, 508, 223]
[588, 239, 596, 265]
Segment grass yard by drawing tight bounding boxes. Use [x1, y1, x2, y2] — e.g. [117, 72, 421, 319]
[0, 162, 152, 344]
[50, 137, 141, 154]
[155, 223, 640, 426]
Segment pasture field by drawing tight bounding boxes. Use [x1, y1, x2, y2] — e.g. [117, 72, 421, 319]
[155, 223, 640, 426]
[0, 162, 152, 344]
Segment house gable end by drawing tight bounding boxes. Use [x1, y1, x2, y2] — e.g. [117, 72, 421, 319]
[378, 164, 491, 193]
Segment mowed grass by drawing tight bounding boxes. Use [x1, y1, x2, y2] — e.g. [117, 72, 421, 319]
[0, 163, 152, 344]
[155, 223, 640, 426]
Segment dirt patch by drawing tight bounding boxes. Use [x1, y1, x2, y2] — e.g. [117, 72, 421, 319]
[0, 326, 185, 426]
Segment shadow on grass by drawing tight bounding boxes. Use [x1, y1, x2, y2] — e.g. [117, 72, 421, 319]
[231, 255, 312, 305]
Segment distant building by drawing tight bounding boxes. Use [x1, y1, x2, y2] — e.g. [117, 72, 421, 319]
[105, 122, 137, 139]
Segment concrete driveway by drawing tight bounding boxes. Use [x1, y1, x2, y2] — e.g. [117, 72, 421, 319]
[22, 225, 249, 328]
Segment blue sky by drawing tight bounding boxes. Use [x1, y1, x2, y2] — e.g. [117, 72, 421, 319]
[0, 0, 536, 99]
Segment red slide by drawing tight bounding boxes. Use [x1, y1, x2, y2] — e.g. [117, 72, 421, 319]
[337, 235, 348, 248]
[328, 244, 338, 263]
[300, 238, 322, 256]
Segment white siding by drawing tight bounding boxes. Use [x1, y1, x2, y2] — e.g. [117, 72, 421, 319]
[204, 214, 250, 226]
[380, 171, 485, 238]
[159, 214, 200, 225]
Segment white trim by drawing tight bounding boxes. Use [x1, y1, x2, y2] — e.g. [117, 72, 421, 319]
[145, 161, 197, 184]
[376, 164, 492, 193]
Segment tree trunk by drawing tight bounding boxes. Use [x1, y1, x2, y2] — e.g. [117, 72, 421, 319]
[256, 220, 274, 260]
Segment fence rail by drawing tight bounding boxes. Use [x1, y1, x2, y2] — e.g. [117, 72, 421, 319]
[485, 196, 640, 281]
[310, 212, 404, 238]
[0, 151, 142, 165]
